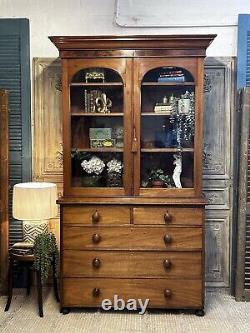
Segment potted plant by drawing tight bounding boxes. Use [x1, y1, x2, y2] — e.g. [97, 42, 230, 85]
[80, 155, 105, 187]
[148, 168, 171, 188]
[33, 232, 59, 283]
[106, 158, 123, 187]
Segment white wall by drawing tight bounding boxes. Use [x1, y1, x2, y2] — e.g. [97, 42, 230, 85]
[0, 0, 249, 58]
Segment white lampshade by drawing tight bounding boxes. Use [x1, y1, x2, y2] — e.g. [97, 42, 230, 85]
[13, 182, 58, 221]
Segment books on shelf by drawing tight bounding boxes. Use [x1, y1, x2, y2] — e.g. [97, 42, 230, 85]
[158, 67, 185, 83]
[154, 104, 172, 113]
[158, 76, 185, 83]
[83, 89, 102, 112]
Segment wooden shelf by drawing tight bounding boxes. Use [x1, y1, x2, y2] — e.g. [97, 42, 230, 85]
[141, 112, 171, 116]
[72, 148, 123, 153]
[141, 82, 195, 86]
[71, 112, 123, 117]
[70, 82, 123, 87]
[141, 148, 194, 153]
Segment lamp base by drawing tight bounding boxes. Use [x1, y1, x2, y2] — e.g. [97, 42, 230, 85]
[23, 220, 49, 244]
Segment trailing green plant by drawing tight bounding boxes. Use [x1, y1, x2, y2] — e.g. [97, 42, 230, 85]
[33, 232, 59, 283]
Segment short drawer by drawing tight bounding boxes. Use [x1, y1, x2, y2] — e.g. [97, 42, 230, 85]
[63, 250, 202, 278]
[63, 205, 130, 225]
[63, 226, 202, 250]
[133, 207, 203, 226]
[63, 278, 202, 308]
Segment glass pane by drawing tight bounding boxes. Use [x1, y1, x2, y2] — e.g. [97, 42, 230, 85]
[140, 66, 195, 189]
[70, 86, 123, 114]
[70, 67, 124, 188]
[141, 152, 193, 188]
[72, 152, 123, 188]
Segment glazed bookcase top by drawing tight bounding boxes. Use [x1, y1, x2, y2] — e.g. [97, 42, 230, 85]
[50, 34, 216, 198]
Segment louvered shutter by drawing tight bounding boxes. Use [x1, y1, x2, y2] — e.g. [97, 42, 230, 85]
[0, 19, 31, 246]
[237, 14, 250, 89]
[235, 87, 250, 300]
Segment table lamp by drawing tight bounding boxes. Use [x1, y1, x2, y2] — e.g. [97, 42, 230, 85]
[12, 182, 58, 244]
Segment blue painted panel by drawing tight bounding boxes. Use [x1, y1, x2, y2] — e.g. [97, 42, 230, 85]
[237, 14, 250, 89]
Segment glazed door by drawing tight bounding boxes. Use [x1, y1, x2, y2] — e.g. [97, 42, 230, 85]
[63, 58, 133, 196]
[133, 58, 204, 197]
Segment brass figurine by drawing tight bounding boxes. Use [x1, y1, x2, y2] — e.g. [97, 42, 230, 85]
[95, 93, 112, 113]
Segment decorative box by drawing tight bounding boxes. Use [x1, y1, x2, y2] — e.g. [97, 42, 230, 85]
[90, 139, 116, 148]
[89, 128, 112, 140]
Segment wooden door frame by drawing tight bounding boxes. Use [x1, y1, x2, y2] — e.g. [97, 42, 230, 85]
[62, 58, 133, 197]
[0, 89, 9, 294]
[133, 57, 203, 197]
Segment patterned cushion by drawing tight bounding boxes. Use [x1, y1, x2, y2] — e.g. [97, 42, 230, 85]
[23, 222, 48, 243]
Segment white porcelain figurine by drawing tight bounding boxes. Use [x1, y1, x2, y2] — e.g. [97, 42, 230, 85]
[173, 153, 182, 188]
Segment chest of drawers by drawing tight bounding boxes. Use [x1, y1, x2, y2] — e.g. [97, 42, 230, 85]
[59, 201, 205, 312]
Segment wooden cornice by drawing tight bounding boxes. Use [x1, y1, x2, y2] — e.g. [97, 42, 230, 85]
[49, 34, 216, 58]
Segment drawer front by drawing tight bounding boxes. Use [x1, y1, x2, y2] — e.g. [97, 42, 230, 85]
[133, 207, 203, 226]
[63, 205, 130, 225]
[63, 278, 202, 308]
[63, 226, 202, 250]
[63, 250, 202, 278]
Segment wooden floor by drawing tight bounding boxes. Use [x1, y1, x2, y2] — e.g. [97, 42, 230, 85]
[0, 288, 250, 333]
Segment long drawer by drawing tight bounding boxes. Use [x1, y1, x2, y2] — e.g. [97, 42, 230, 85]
[63, 205, 130, 225]
[133, 207, 203, 225]
[63, 226, 202, 250]
[63, 250, 202, 278]
[62, 278, 203, 308]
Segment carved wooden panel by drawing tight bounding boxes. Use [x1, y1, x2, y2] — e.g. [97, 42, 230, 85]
[33, 58, 62, 183]
[33, 57, 235, 286]
[203, 58, 234, 180]
[205, 211, 230, 286]
[33, 58, 62, 239]
[203, 57, 235, 287]
[203, 179, 230, 210]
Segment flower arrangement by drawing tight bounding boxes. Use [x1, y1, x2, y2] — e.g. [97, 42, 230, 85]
[81, 155, 105, 175]
[107, 159, 123, 174]
[106, 158, 123, 187]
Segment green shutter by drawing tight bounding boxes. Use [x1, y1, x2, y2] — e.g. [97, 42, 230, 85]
[0, 19, 31, 246]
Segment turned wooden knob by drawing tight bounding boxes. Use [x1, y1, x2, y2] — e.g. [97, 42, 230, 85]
[164, 234, 172, 244]
[163, 259, 171, 269]
[164, 289, 172, 298]
[92, 233, 102, 244]
[92, 210, 100, 223]
[92, 258, 101, 268]
[164, 211, 172, 223]
[92, 288, 101, 297]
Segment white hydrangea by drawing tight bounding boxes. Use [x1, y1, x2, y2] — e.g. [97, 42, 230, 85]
[107, 159, 123, 174]
[81, 156, 105, 175]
